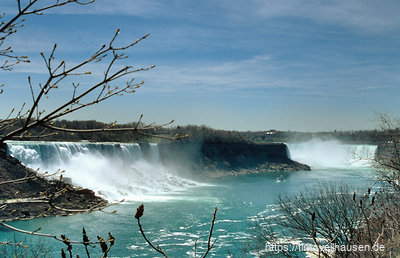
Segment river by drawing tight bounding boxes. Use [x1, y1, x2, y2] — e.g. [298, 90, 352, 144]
[1, 140, 377, 257]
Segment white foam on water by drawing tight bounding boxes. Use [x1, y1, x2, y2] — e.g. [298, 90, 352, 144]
[6, 141, 203, 201]
[287, 139, 377, 169]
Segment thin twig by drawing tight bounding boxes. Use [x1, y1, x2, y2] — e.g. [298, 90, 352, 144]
[201, 207, 218, 258]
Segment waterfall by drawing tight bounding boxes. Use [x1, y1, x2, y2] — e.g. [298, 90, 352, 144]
[6, 141, 201, 201]
[287, 139, 377, 169]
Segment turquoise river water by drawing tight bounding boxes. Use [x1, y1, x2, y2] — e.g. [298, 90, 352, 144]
[0, 140, 377, 257]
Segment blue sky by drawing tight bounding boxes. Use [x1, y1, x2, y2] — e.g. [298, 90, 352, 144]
[1, 0, 400, 131]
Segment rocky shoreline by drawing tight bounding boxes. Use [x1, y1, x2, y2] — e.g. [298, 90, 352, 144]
[202, 161, 311, 178]
[0, 147, 107, 222]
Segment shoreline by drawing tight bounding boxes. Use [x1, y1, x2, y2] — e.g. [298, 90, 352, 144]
[0, 151, 108, 222]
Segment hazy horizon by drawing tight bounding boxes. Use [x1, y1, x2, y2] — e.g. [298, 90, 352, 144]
[1, 0, 399, 131]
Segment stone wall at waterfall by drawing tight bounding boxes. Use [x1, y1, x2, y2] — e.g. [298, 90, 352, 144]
[157, 142, 311, 177]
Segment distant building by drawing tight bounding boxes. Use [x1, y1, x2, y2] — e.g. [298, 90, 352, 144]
[266, 130, 277, 135]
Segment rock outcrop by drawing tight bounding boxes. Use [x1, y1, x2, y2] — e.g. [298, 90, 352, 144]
[0, 148, 106, 221]
[156, 141, 311, 178]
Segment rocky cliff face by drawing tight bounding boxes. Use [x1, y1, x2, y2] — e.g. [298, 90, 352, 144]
[156, 142, 310, 178]
[0, 150, 105, 221]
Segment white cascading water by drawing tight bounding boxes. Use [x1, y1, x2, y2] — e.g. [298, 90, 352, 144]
[6, 141, 201, 201]
[287, 139, 377, 169]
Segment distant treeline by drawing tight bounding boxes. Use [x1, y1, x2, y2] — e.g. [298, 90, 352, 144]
[162, 125, 249, 144]
[1, 120, 248, 143]
[169, 126, 389, 145]
[241, 129, 388, 144]
[1, 119, 391, 144]
[2, 120, 151, 142]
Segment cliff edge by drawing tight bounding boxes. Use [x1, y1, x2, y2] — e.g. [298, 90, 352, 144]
[156, 141, 311, 178]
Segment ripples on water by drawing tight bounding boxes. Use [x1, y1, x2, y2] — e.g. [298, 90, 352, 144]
[1, 140, 377, 256]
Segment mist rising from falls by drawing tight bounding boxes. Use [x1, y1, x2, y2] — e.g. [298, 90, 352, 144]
[6, 141, 201, 201]
[287, 139, 377, 169]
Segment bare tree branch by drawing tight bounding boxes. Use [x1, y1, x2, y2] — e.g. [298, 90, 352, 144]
[0, 222, 113, 246]
[0, 30, 167, 143]
[134, 204, 218, 258]
[0, 0, 95, 71]
[201, 207, 218, 258]
[135, 204, 169, 257]
[0, 169, 63, 186]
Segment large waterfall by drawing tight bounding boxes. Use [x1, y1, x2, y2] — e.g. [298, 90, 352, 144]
[287, 139, 377, 169]
[6, 141, 201, 201]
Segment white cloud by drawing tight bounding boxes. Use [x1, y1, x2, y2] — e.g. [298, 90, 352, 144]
[61, 0, 400, 34]
[134, 50, 400, 99]
[137, 54, 311, 94]
[30, 0, 167, 17]
[4, 0, 400, 34]
[247, 0, 400, 33]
